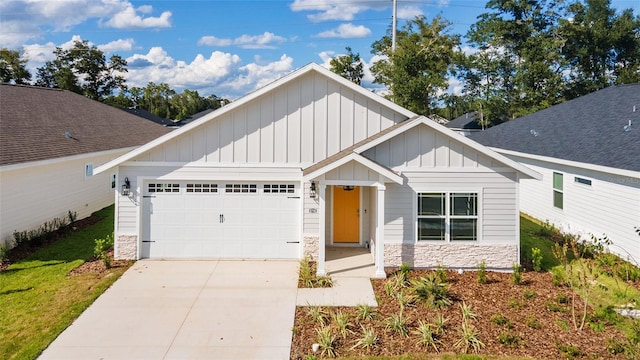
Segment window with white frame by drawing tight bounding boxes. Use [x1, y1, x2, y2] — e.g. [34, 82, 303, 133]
[417, 192, 478, 241]
[553, 172, 563, 209]
[85, 163, 93, 178]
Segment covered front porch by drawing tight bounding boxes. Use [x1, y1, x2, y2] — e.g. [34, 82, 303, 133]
[303, 152, 403, 279]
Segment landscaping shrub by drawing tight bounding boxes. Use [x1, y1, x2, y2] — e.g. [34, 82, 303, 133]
[477, 260, 487, 284]
[94, 233, 114, 268]
[11, 211, 77, 250]
[531, 247, 543, 271]
[411, 273, 451, 309]
[511, 263, 523, 285]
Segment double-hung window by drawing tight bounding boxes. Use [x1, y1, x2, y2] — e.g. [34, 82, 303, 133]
[417, 192, 478, 241]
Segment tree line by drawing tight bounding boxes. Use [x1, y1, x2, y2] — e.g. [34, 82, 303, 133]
[0, 41, 227, 121]
[331, 0, 640, 126]
[2, 0, 639, 126]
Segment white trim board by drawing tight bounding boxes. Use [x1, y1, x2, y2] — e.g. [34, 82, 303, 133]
[492, 148, 640, 180]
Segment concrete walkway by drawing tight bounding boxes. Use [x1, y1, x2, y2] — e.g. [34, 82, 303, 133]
[296, 247, 378, 307]
[39, 260, 299, 360]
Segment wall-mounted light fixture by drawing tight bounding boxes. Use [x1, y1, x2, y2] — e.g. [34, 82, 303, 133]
[121, 177, 131, 196]
[343, 185, 355, 191]
[310, 181, 317, 198]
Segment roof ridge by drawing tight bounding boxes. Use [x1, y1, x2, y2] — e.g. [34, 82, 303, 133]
[0, 83, 65, 92]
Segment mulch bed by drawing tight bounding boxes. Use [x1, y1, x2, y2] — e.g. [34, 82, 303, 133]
[291, 269, 633, 359]
[67, 250, 132, 276]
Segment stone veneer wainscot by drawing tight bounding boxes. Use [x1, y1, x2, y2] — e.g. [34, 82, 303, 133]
[384, 243, 518, 269]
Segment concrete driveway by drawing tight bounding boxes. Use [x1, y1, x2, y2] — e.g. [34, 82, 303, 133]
[39, 260, 299, 360]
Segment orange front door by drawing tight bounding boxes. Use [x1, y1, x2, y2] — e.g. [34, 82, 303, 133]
[333, 186, 360, 243]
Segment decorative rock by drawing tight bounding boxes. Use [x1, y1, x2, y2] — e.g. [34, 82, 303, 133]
[615, 309, 640, 318]
[312, 343, 320, 353]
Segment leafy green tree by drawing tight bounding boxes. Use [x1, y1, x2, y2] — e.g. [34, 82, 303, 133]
[35, 40, 127, 100]
[371, 15, 460, 115]
[139, 82, 176, 119]
[467, 0, 566, 118]
[330, 47, 364, 85]
[560, 0, 640, 97]
[0, 49, 31, 84]
[456, 47, 517, 125]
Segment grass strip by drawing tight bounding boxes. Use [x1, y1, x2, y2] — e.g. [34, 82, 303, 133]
[0, 205, 131, 360]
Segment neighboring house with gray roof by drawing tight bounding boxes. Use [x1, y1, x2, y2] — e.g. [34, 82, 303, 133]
[471, 84, 640, 263]
[445, 112, 483, 136]
[0, 84, 172, 248]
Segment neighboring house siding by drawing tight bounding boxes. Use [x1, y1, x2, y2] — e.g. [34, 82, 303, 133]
[0, 151, 124, 246]
[512, 156, 640, 261]
[135, 73, 408, 167]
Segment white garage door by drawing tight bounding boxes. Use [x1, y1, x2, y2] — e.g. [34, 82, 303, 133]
[141, 182, 300, 259]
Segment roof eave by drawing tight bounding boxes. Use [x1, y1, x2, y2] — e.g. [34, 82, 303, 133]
[303, 153, 403, 184]
[491, 148, 640, 180]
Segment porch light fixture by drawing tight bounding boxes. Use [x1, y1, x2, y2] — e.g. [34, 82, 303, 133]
[121, 177, 131, 196]
[342, 185, 355, 191]
[310, 181, 317, 198]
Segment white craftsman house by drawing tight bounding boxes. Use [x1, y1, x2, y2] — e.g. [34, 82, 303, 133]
[95, 63, 540, 277]
[472, 84, 640, 264]
[0, 84, 171, 247]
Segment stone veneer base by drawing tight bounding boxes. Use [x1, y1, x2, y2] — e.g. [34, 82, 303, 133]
[384, 243, 518, 269]
[303, 236, 319, 260]
[116, 235, 137, 260]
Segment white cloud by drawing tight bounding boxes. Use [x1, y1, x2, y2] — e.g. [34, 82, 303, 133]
[317, 51, 335, 68]
[98, 38, 135, 53]
[224, 55, 294, 93]
[290, 0, 387, 22]
[123, 47, 294, 98]
[316, 23, 372, 38]
[102, 4, 172, 29]
[199, 32, 286, 49]
[397, 5, 423, 20]
[235, 32, 287, 49]
[0, 1, 170, 48]
[198, 36, 233, 47]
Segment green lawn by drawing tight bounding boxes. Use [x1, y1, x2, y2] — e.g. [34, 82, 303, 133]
[0, 206, 131, 360]
[519, 214, 559, 271]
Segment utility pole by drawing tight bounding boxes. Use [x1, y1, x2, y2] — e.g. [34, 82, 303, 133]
[391, 0, 397, 51]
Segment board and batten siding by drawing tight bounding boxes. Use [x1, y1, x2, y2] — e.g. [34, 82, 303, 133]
[362, 124, 519, 245]
[511, 156, 640, 261]
[132, 72, 408, 167]
[0, 151, 124, 246]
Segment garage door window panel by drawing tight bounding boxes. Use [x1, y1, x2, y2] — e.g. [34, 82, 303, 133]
[264, 184, 295, 194]
[186, 183, 218, 193]
[148, 183, 180, 193]
[226, 184, 257, 193]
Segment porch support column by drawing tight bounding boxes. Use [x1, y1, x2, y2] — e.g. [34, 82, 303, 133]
[316, 181, 327, 277]
[374, 184, 386, 278]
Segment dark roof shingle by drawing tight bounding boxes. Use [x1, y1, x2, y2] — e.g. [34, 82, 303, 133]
[0, 84, 172, 166]
[470, 84, 640, 172]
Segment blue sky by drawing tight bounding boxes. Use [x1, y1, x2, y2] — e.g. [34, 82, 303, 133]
[1, 0, 638, 99]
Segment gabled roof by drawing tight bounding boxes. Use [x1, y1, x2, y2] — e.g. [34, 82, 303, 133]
[123, 108, 176, 127]
[470, 84, 640, 172]
[445, 112, 482, 130]
[304, 116, 541, 181]
[0, 84, 172, 167]
[94, 63, 415, 175]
